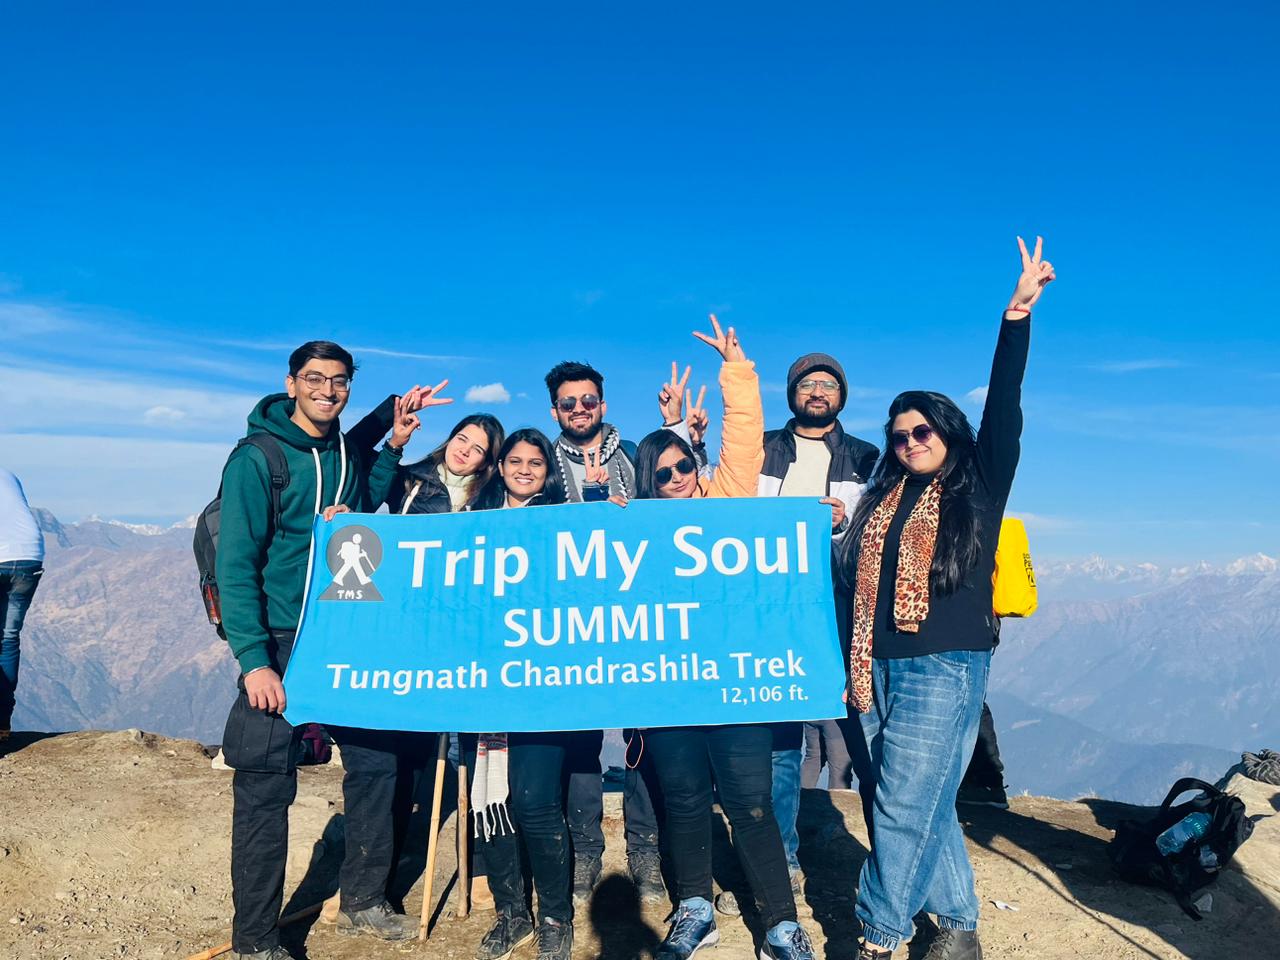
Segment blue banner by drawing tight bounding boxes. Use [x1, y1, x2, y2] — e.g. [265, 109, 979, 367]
[283, 498, 846, 732]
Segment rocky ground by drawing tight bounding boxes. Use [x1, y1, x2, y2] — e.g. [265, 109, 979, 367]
[0, 730, 1277, 959]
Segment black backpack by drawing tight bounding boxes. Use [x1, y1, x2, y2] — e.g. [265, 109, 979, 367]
[193, 434, 290, 628]
[1107, 776, 1253, 920]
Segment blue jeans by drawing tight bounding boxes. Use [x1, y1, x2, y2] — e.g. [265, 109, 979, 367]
[856, 650, 990, 951]
[0, 560, 42, 728]
[771, 746, 802, 873]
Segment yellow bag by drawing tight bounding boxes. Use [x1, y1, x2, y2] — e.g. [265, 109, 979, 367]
[992, 517, 1037, 617]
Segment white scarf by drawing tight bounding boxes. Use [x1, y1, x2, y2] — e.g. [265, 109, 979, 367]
[472, 733, 515, 840]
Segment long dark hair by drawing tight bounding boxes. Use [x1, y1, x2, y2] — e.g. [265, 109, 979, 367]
[472, 427, 567, 510]
[633, 429, 696, 500]
[410, 413, 505, 506]
[842, 391, 983, 595]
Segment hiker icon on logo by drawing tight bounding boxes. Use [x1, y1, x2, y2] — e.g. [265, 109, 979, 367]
[319, 524, 384, 602]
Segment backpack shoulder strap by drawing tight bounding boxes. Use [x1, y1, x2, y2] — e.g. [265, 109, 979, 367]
[1160, 777, 1221, 812]
[238, 433, 291, 532]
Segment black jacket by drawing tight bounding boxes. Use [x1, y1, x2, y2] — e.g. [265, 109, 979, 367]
[759, 419, 879, 538]
[869, 318, 1029, 658]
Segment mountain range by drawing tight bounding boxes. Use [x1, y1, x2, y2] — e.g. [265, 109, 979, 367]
[13, 510, 1277, 803]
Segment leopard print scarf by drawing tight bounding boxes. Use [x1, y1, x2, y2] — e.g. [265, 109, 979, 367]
[848, 475, 943, 712]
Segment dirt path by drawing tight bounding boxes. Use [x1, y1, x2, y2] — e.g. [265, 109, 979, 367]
[1, 731, 1276, 959]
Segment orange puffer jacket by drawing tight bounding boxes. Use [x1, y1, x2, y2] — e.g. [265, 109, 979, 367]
[697, 360, 764, 499]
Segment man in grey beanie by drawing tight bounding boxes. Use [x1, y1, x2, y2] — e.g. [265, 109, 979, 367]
[718, 351, 879, 915]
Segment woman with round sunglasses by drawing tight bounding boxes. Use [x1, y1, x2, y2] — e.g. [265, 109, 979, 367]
[628, 319, 816, 960]
[843, 238, 1055, 960]
[459, 428, 578, 960]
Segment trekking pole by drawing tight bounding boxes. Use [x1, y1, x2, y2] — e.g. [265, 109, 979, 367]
[456, 754, 471, 919]
[183, 901, 324, 960]
[418, 731, 450, 941]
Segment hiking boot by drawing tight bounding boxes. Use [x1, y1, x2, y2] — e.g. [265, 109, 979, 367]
[231, 948, 293, 960]
[956, 784, 1009, 810]
[713, 890, 741, 917]
[476, 910, 536, 960]
[336, 900, 415, 940]
[759, 921, 817, 960]
[533, 917, 573, 960]
[656, 899, 719, 959]
[920, 928, 982, 960]
[628, 849, 667, 902]
[571, 855, 602, 906]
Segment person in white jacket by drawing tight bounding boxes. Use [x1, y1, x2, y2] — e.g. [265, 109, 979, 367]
[0, 467, 45, 740]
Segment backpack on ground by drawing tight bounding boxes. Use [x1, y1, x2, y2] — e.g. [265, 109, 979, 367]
[992, 517, 1037, 617]
[1107, 776, 1253, 920]
[193, 434, 290, 630]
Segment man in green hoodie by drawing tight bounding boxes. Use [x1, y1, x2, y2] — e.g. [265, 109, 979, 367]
[217, 340, 426, 960]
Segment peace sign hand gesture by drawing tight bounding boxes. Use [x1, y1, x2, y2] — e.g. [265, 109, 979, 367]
[1008, 236, 1056, 312]
[686, 385, 709, 446]
[389, 394, 423, 450]
[692, 314, 747, 362]
[584, 446, 609, 485]
[401, 379, 454, 414]
[659, 362, 692, 425]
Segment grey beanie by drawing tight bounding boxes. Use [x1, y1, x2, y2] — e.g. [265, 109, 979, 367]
[787, 352, 848, 416]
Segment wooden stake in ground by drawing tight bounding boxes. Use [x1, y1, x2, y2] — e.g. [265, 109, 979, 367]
[456, 755, 470, 919]
[418, 731, 450, 941]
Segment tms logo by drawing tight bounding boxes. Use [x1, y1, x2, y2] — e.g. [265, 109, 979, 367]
[319, 524, 384, 602]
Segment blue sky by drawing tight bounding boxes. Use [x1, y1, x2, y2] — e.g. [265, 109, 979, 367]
[1, 3, 1276, 561]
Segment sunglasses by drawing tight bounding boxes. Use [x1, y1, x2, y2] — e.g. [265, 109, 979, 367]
[556, 394, 600, 413]
[891, 424, 935, 449]
[655, 456, 696, 486]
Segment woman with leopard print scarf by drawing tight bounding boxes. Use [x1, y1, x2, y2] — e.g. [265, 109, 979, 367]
[842, 237, 1056, 960]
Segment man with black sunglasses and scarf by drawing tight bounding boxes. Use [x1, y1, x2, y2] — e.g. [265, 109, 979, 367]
[542, 359, 703, 909]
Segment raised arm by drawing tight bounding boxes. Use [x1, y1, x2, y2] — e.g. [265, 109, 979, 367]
[345, 380, 452, 459]
[693, 315, 764, 498]
[976, 236, 1055, 501]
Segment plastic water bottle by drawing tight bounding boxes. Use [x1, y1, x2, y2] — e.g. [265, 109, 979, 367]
[1155, 812, 1211, 856]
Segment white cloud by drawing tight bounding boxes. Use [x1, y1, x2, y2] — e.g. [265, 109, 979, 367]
[965, 386, 989, 405]
[0, 301, 86, 334]
[464, 382, 512, 404]
[144, 405, 188, 424]
[2, 433, 230, 520]
[1009, 511, 1079, 533]
[1088, 359, 1184, 374]
[0, 365, 258, 436]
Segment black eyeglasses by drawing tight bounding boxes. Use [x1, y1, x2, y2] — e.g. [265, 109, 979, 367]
[293, 371, 352, 392]
[556, 394, 600, 413]
[891, 424, 935, 449]
[655, 457, 696, 486]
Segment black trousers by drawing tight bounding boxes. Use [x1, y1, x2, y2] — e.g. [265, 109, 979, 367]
[564, 728, 661, 860]
[462, 732, 574, 922]
[961, 701, 1006, 791]
[646, 724, 797, 929]
[801, 719, 853, 789]
[224, 631, 402, 953]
